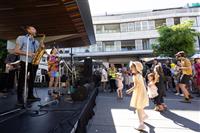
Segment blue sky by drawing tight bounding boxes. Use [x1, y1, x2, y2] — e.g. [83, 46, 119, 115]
[88, 0, 199, 15]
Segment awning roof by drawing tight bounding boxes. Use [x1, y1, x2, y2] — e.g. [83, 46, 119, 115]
[0, 0, 96, 48]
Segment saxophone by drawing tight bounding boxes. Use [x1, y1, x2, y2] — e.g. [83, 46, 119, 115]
[32, 34, 46, 65]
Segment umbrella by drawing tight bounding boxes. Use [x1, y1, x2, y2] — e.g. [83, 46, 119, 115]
[191, 53, 200, 59]
[155, 56, 172, 60]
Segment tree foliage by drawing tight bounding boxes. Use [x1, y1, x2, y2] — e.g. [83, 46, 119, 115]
[152, 20, 200, 57]
[0, 40, 7, 72]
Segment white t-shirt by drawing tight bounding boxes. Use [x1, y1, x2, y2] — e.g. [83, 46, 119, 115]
[101, 69, 108, 82]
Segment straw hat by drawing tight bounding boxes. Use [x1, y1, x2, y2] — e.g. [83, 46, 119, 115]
[175, 51, 185, 56]
[129, 61, 143, 73]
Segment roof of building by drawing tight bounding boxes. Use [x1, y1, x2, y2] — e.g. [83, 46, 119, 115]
[92, 6, 200, 17]
[0, 0, 96, 48]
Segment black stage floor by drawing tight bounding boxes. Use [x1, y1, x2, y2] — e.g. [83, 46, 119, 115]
[0, 85, 98, 133]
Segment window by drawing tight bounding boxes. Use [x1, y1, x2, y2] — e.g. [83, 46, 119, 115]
[89, 45, 97, 52]
[103, 41, 115, 51]
[128, 22, 135, 32]
[174, 17, 180, 25]
[72, 48, 78, 53]
[155, 19, 166, 28]
[150, 38, 157, 49]
[120, 22, 134, 32]
[120, 23, 128, 32]
[148, 21, 155, 30]
[142, 21, 148, 30]
[135, 21, 142, 31]
[96, 41, 103, 52]
[104, 24, 120, 33]
[121, 40, 136, 51]
[65, 50, 69, 54]
[142, 39, 150, 50]
[96, 25, 103, 34]
[85, 49, 90, 53]
[189, 17, 197, 27]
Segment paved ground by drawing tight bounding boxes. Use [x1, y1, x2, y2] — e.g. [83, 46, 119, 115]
[87, 89, 200, 133]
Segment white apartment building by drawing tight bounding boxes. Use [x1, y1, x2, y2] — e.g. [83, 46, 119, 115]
[59, 7, 200, 64]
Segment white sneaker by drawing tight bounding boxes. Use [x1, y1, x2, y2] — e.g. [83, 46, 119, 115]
[175, 93, 180, 96]
[180, 94, 184, 97]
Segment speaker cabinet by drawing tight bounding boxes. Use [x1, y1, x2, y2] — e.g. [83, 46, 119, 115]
[71, 85, 88, 101]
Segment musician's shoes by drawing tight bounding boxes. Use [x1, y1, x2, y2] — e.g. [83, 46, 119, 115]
[16, 102, 24, 107]
[27, 96, 41, 102]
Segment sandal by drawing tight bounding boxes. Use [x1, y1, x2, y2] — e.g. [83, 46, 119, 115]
[154, 106, 159, 111]
[158, 105, 165, 112]
[154, 105, 164, 112]
[161, 103, 167, 109]
[135, 124, 145, 131]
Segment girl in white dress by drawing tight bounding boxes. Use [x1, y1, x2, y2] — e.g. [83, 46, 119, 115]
[147, 73, 159, 99]
[116, 72, 123, 99]
[126, 61, 149, 130]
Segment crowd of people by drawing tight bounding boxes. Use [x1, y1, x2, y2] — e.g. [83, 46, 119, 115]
[99, 51, 200, 130]
[100, 51, 200, 100]
[97, 51, 200, 130]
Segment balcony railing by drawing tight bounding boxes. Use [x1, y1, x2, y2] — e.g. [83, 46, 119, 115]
[58, 49, 153, 57]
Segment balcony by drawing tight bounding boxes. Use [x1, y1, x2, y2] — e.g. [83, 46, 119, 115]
[59, 48, 153, 58]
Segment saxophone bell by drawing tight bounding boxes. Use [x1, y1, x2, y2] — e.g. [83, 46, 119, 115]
[32, 33, 46, 65]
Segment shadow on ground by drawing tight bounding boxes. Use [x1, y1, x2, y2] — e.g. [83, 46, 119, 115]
[160, 110, 200, 132]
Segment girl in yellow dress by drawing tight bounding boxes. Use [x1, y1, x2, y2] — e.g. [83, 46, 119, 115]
[126, 61, 149, 130]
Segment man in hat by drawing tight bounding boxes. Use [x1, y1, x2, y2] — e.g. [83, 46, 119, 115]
[175, 51, 193, 103]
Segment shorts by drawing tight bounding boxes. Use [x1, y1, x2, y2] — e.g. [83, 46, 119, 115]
[179, 74, 191, 85]
[50, 71, 59, 78]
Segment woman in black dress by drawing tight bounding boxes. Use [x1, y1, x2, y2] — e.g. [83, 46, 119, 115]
[153, 64, 167, 111]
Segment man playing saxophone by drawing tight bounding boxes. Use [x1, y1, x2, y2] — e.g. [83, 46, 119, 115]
[14, 26, 45, 106]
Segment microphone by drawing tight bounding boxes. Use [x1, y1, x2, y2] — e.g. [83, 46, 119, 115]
[36, 34, 45, 37]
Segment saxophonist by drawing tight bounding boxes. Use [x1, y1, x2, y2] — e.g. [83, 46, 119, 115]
[14, 26, 45, 106]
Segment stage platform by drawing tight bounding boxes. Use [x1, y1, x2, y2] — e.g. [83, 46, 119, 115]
[0, 84, 98, 133]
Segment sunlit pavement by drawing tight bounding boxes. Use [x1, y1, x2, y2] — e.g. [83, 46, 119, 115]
[87, 89, 200, 133]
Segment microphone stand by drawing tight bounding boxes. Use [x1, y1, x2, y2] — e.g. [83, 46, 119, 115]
[0, 35, 47, 121]
[22, 35, 50, 116]
[23, 34, 30, 107]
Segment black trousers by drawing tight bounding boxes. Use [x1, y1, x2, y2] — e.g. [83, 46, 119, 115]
[153, 90, 164, 105]
[7, 70, 16, 90]
[154, 83, 165, 105]
[109, 79, 116, 91]
[17, 61, 38, 103]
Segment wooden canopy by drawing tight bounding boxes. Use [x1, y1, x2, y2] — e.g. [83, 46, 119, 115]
[0, 0, 95, 48]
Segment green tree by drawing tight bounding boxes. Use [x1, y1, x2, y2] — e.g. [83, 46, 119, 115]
[152, 20, 200, 57]
[0, 40, 7, 72]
